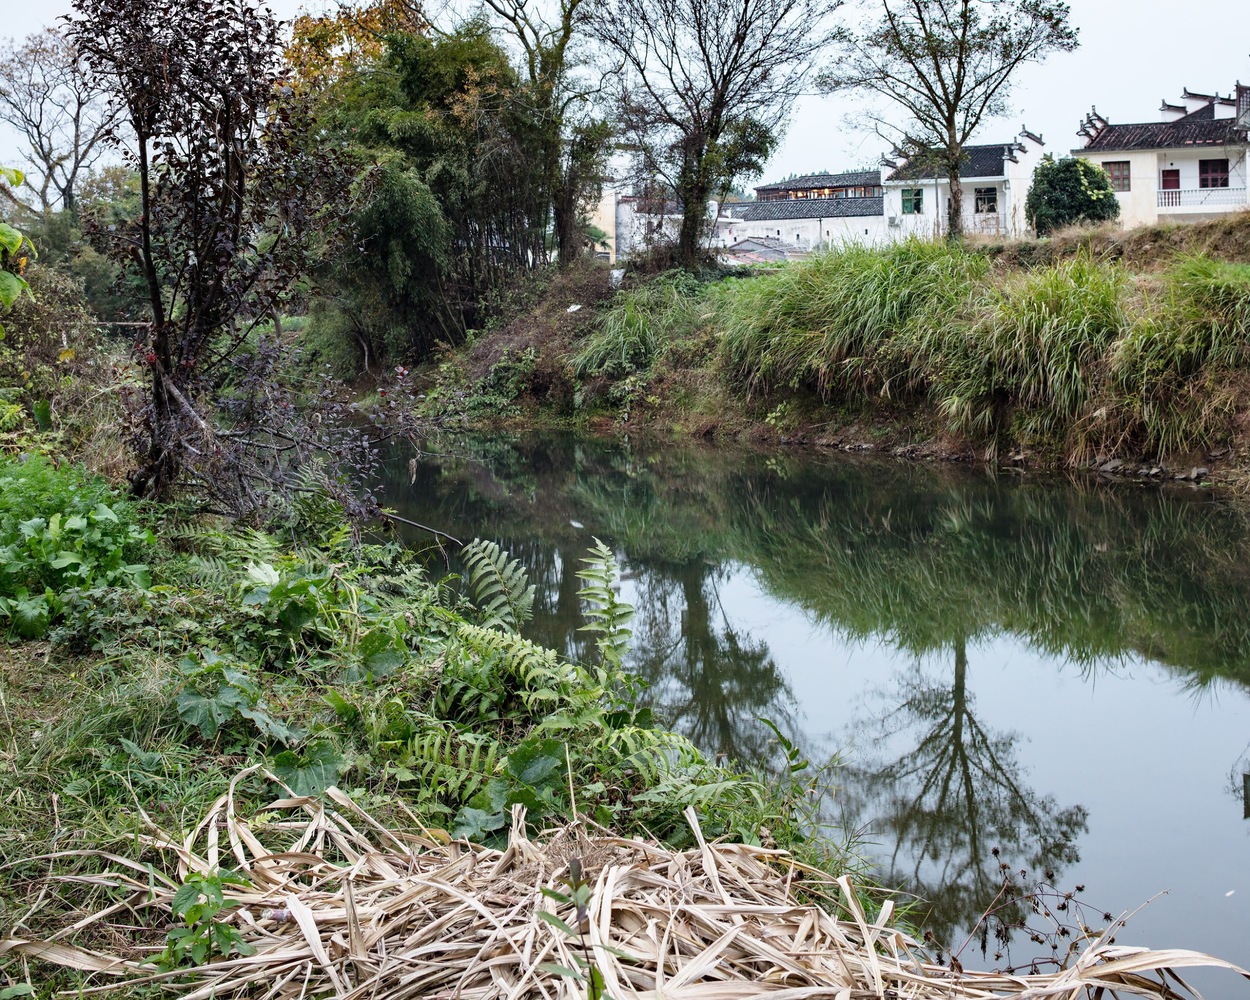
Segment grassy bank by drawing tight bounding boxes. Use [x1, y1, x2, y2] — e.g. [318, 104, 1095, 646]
[0, 452, 864, 993]
[419, 216, 1250, 477]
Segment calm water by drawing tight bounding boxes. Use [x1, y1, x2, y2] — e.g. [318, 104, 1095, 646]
[381, 432, 1250, 993]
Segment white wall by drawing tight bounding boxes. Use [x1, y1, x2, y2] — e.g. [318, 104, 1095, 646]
[1078, 148, 1249, 227]
[719, 214, 888, 248]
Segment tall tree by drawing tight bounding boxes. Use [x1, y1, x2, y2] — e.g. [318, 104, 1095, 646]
[597, 0, 842, 266]
[0, 29, 116, 216]
[69, 0, 350, 500]
[823, 0, 1077, 242]
[481, 0, 612, 265]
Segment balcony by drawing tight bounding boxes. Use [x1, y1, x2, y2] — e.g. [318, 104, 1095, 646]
[1157, 186, 1248, 209]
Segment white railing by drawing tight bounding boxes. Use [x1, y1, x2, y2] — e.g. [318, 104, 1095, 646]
[1157, 187, 1247, 208]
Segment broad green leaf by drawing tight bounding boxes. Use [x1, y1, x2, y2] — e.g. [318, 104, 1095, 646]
[271, 741, 344, 797]
[0, 222, 23, 255]
[0, 269, 31, 310]
[175, 690, 229, 737]
[171, 881, 210, 918]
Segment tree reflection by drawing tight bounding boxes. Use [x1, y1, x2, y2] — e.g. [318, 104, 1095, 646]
[628, 562, 797, 765]
[843, 636, 1088, 950]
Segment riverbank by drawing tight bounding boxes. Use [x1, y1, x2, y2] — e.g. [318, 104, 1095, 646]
[405, 214, 1250, 490]
[0, 448, 874, 993]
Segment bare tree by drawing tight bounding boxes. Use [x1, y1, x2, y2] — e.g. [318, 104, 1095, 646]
[597, 0, 843, 266]
[0, 29, 116, 215]
[822, 0, 1077, 242]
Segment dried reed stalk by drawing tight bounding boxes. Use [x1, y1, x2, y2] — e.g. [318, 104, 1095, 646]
[2, 767, 1245, 999]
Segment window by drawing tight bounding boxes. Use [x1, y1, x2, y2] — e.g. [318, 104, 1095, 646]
[1200, 159, 1230, 188]
[1102, 161, 1131, 192]
[974, 187, 998, 214]
[902, 188, 923, 214]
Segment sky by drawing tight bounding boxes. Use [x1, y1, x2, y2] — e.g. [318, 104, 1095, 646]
[3, 0, 1247, 190]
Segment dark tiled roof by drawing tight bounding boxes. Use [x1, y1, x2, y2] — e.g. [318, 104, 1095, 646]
[735, 196, 883, 221]
[887, 144, 1015, 181]
[1080, 117, 1243, 152]
[755, 170, 880, 192]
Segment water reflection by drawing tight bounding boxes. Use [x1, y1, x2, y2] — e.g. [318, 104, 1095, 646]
[839, 641, 1088, 947]
[379, 431, 1250, 952]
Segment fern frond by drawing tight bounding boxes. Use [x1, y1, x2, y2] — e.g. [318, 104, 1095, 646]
[461, 539, 535, 632]
[576, 539, 634, 670]
[402, 721, 503, 806]
[452, 622, 579, 713]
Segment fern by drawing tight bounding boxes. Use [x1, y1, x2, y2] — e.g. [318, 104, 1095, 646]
[401, 722, 503, 808]
[576, 539, 634, 670]
[461, 539, 536, 632]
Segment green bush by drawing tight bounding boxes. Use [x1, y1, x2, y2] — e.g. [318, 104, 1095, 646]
[0, 456, 153, 637]
[1025, 157, 1120, 236]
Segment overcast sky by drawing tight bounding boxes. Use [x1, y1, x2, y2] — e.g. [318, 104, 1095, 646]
[4, 0, 1247, 189]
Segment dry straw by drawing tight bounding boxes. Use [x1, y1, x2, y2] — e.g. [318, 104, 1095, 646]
[3, 767, 1245, 999]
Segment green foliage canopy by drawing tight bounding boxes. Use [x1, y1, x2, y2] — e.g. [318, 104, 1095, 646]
[1025, 156, 1121, 235]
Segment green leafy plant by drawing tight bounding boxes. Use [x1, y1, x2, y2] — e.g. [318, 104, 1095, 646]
[148, 870, 257, 970]
[0, 166, 36, 340]
[538, 857, 624, 1000]
[0, 456, 153, 638]
[174, 649, 301, 746]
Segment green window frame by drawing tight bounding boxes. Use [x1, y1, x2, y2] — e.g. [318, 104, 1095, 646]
[902, 188, 923, 214]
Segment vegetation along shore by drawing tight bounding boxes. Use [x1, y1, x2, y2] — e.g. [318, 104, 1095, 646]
[4, 0, 1250, 994]
[407, 214, 1250, 489]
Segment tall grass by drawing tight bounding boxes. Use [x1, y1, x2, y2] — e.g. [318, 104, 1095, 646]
[709, 241, 1250, 460]
[929, 254, 1128, 444]
[1108, 255, 1250, 456]
[573, 272, 703, 378]
[717, 240, 988, 399]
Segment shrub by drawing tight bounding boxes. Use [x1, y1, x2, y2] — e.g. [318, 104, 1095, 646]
[1025, 157, 1120, 236]
[0, 455, 153, 637]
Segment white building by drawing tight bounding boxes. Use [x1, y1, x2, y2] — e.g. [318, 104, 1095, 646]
[881, 132, 1046, 240]
[1073, 84, 1250, 228]
[717, 170, 888, 248]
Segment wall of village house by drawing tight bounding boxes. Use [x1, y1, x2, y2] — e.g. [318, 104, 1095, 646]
[1080, 150, 1160, 228]
[720, 214, 888, 248]
[881, 178, 1027, 239]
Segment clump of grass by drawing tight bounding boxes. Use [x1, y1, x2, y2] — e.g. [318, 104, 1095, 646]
[573, 272, 703, 378]
[929, 253, 1128, 445]
[1108, 254, 1250, 456]
[717, 239, 988, 399]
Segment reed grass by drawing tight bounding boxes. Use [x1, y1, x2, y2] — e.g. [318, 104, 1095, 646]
[705, 242, 1250, 460]
[717, 240, 988, 399]
[4, 770, 1245, 999]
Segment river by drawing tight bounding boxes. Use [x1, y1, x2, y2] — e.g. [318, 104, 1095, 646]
[380, 431, 1250, 994]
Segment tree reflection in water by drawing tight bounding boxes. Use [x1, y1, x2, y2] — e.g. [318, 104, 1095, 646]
[627, 562, 798, 766]
[841, 636, 1087, 952]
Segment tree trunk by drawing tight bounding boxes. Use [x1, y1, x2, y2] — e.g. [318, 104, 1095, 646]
[677, 182, 710, 267]
[946, 165, 964, 243]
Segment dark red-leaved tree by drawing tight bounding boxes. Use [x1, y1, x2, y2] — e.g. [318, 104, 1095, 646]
[69, 0, 351, 501]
